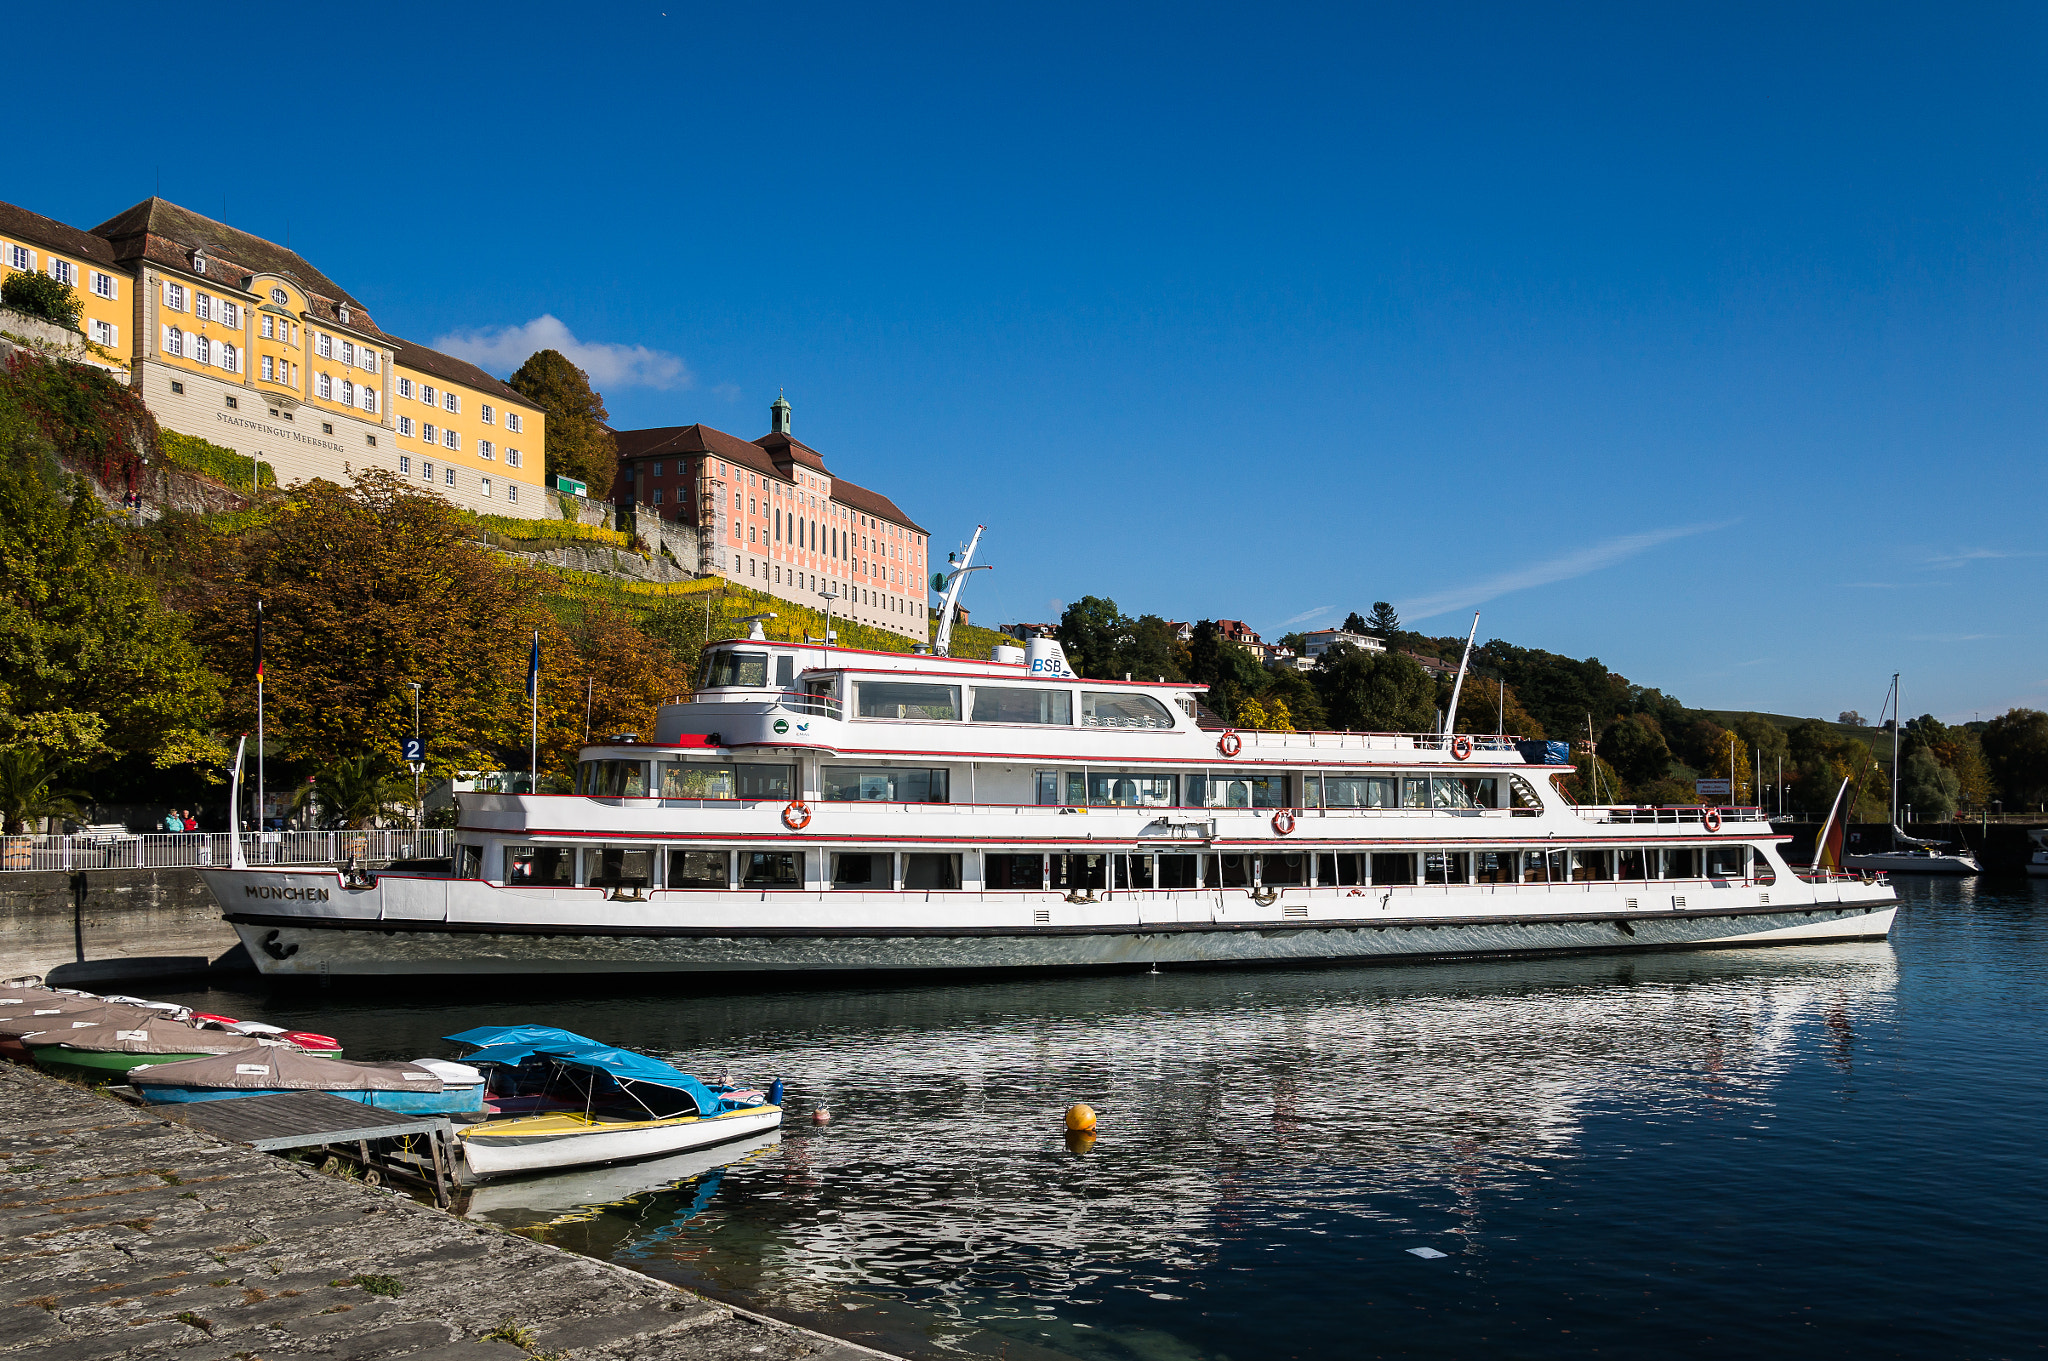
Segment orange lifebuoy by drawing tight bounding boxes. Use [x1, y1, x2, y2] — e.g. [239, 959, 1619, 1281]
[1702, 808, 1722, 833]
[1217, 731, 1242, 758]
[1451, 734, 1474, 761]
[782, 801, 812, 831]
[1272, 808, 1296, 836]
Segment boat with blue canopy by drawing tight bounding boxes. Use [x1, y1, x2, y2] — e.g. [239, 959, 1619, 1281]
[444, 1026, 782, 1182]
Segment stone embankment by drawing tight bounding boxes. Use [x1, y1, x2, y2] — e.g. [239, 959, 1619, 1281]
[0, 1063, 887, 1361]
[0, 870, 245, 987]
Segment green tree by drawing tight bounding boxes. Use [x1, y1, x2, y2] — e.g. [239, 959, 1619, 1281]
[1186, 621, 1267, 721]
[1366, 602, 1400, 634]
[1896, 747, 1960, 821]
[294, 754, 410, 829]
[1057, 596, 1130, 679]
[1, 272, 83, 328]
[1600, 714, 1672, 789]
[0, 397, 222, 777]
[0, 746, 85, 834]
[507, 350, 617, 499]
[1341, 611, 1371, 634]
[1124, 615, 1189, 683]
[1449, 677, 1545, 739]
[1980, 709, 2048, 807]
[1315, 648, 1435, 733]
[1263, 665, 1328, 731]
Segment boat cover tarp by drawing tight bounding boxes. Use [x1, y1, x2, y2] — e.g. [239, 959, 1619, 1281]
[531, 1043, 722, 1116]
[32, 1014, 270, 1056]
[132, 1048, 445, 1092]
[2, 1002, 158, 1041]
[444, 1024, 600, 1052]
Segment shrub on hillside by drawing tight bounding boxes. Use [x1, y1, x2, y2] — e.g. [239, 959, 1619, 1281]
[1, 272, 84, 328]
[1, 352, 156, 488]
[159, 429, 274, 491]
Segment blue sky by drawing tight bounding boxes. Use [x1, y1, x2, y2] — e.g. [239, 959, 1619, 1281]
[16, 3, 2047, 722]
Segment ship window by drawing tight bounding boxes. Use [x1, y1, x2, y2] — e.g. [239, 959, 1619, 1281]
[971, 686, 1072, 725]
[1617, 847, 1648, 879]
[667, 849, 730, 889]
[1705, 845, 1744, 879]
[503, 846, 574, 886]
[702, 651, 770, 688]
[741, 851, 801, 887]
[1113, 854, 1154, 890]
[1157, 853, 1199, 888]
[1086, 773, 1176, 807]
[1401, 777, 1431, 809]
[1204, 853, 1253, 888]
[1079, 691, 1173, 729]
[578, 760, 649, 797]
[1454, 776, 1499, 808]
[1322, 775, 1398, 809]
[856, 681, 960, 721]
[1260, 852, 1307, 886]
[659, 762, 793, 800]
[1752, 847, 1776, 885]
[1575, 849, 1615, 881]
[455, 845, 483, 879]
[775, 655, 794, 688]
[1473, 850, 1516, 884]
[586, 846, 652, 887]
[903, 853, 961, 889]
[1424, 850, 1470, 884]
[832, 852, 888, 888]
[1428, 778, 1481, 809]
[1185, 775, 1289, 808]
[1661, 847, 1701, 879]
[1371, 852, 1417, 885]
[985, 853, 1044, 889]
[1509, 775, 1545, 811]
[1315, 853, 1367, 886]
[821, 766, 950, 803]
[1051, 853, 1107, 891]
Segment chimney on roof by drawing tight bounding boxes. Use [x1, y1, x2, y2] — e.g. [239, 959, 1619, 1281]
[770, 392, 791, 436]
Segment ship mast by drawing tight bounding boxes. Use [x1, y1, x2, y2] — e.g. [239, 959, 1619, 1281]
[932, 525, 989, 657]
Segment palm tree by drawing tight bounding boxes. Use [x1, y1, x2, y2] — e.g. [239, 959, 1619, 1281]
[295, 756, 408, 829]
[0, 747, 85, 835]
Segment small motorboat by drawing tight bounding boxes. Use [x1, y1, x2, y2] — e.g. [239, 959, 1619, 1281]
[132, 1048, 485, 1113]
[460, 1129, 782, 1226]
[0, 993, 106, 1064]
[445, 1026, 782, 1183]
[2027, 828, 2048, 878]
[26, 1010, 277, 1074]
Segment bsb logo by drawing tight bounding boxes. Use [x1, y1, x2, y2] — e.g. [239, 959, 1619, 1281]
[772, 719, 790, 734]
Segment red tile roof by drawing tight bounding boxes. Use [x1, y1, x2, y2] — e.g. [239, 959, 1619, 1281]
[0, 199, 123, 270]
[93, 198, 374, 325]
[613, 422, 926, 532]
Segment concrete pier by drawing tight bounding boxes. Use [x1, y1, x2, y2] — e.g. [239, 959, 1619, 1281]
[0, 1063, 887, 1360]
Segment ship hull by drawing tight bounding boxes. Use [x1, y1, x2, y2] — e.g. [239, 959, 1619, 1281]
[222, 893, 1897, 978]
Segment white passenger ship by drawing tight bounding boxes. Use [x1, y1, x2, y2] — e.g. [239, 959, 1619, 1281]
[206, 634, 1897, 977]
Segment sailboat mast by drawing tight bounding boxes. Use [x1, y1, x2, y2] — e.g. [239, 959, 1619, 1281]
[1890, 672, 1901, 836]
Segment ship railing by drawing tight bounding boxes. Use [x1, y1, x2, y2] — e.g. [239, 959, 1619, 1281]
[1229, 730, 1528, 753]
[775, 692, 843, 720]
[0, 829, 455, 873]
[1591, 805, 1770, 825]
[1795, 867, 1882, 884]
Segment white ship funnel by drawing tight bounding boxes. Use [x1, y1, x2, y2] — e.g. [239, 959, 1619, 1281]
[1024, 636, 1075, 678]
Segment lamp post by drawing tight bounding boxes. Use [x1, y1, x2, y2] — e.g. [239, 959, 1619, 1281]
[408, 682, 423, 832]
[818, 584, 839, 659]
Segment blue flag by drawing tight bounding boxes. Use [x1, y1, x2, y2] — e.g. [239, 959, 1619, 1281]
[526, 631, 540, 700]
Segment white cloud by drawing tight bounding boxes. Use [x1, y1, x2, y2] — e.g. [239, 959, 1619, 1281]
[1398, 521, 1733, 622]
[431, 314, 692, 391]
[1283, 605, 1335, 626]
[1919, 547, 2046, 570]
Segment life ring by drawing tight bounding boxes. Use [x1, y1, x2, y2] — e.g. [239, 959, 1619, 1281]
[1702, 808, 1722, 833]
[1451, 734, 1474, 761]
[1217, 731, 1242, 757]
[1272, 808, 1297, 836]
[782, 801, 812, 831]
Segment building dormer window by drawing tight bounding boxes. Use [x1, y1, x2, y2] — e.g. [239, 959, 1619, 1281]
[271, 287, 287, 305]
[192, 250, 208, 275]
[338, 304, 351, 324]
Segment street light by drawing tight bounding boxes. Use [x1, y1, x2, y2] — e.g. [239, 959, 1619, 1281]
[408, 682, 423, 833]
[818, 584, 840, 658]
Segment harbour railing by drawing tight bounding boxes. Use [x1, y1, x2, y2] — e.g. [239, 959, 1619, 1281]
[0, 829, 455, 874]
[1592, 806, 1771, 825]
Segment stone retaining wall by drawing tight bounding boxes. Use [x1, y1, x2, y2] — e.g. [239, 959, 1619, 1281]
[0, 868, 246, 986]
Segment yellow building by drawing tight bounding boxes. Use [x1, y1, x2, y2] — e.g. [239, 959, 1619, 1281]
[0, 196, 547, 516]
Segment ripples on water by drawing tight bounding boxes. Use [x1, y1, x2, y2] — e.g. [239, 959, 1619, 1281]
[161, 876, 2048, 1360]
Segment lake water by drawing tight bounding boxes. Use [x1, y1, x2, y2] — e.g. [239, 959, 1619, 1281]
[155, 875, 2048, 1360]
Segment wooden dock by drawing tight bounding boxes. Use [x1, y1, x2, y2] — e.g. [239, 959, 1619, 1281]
[0, 1061, 892, 1360]
[146, 1089, 461, 1206]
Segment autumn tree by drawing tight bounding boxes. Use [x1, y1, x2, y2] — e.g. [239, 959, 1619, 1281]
[1980, 709, 2048, 807]
[1449, 677, 1545, 739]
[508, 350, 617, 499]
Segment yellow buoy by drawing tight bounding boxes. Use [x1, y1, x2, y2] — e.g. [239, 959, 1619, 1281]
[1065, 1130, 1097, 1156]
[1064, 1103, 1096, 1132]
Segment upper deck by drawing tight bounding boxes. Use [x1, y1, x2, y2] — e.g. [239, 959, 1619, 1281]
[638, 635, 1547, 771]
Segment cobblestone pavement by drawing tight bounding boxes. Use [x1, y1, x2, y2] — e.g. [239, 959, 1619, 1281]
[0, 1063, 891, 1360]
